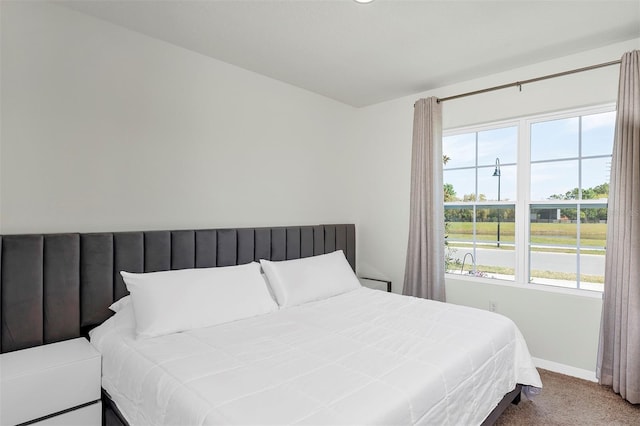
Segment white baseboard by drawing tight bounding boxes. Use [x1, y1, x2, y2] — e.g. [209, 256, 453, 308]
[532, 357, 598, 382]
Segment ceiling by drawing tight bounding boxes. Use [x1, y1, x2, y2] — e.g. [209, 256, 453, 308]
[57, 0, 640, 107]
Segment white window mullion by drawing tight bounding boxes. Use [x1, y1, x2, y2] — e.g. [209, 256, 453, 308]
[515, 117, 531, 284]
[473, 132, 479, 270]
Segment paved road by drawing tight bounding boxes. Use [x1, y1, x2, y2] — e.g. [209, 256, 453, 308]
[450, 247, 605, 275]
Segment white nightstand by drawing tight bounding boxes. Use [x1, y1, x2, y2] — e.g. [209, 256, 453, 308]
[0, 337, 101, 425]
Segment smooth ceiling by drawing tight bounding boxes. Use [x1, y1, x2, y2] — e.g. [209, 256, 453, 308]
[58, 0, 640, 107]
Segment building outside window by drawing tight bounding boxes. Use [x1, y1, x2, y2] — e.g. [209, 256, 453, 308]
[443, 105, 615, 292]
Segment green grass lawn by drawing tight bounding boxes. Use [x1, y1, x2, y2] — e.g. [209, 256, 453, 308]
[446, 221, 606, 250]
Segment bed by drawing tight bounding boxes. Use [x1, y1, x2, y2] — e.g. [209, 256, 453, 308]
[0, 224, 541, 425]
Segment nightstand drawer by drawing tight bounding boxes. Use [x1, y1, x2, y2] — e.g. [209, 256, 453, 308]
[0, 338, 101, 425]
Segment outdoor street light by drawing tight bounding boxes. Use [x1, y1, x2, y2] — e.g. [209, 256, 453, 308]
[493, 158, 501, 248]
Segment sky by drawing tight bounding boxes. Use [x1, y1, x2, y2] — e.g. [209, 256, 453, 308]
[443, 110, 615, 202]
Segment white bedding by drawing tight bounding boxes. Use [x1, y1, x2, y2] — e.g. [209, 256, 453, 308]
[90, 288, 541, 425]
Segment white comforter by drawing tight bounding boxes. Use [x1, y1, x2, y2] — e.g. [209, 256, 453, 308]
[90, 288, 541, 425]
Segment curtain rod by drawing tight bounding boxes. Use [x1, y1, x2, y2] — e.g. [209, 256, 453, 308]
[436, 59, 621, 103]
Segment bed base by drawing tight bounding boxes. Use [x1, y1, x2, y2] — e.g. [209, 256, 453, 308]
[102, 385, 523, 426]
[481, 384, 522, 426]
[102, 390, 127, 426]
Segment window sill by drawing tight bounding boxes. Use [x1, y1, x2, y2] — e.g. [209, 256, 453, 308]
[445, 273, 603, 299]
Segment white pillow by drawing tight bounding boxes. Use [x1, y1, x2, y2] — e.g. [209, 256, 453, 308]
[108, 295, 131, 313]
[260, 250, 361, 308]
[121, 262, 278, 339]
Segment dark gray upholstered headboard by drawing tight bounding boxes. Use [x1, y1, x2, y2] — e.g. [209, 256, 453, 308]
[0, 224, 355, 354]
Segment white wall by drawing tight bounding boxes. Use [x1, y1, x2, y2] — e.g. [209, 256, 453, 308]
[353, 38, 640, 376]
[0, 1, 357, 234]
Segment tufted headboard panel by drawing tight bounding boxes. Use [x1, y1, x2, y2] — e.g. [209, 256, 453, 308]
[0, 224, 355, 353]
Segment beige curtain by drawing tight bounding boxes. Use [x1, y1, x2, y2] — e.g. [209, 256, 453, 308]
[403, 97, 445, 301]
[596, 50, 640, 404]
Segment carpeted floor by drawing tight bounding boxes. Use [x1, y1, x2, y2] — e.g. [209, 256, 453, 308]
[495, 369, 640, 425]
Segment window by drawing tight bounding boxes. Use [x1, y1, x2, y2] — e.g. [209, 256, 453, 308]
[443, 105, 615, 292]
[443, 125, 518, 280]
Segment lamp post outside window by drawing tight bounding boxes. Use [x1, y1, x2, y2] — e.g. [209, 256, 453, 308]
[492, 158, 501, 248]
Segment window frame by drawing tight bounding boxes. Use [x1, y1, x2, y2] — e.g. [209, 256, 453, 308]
[443, 103, 615, 294]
